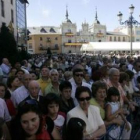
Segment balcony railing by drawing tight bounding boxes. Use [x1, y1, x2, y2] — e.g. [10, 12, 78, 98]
[65, 32, 74, 36]
[64, 42, 88, 46]
[39, 46, 59, 50]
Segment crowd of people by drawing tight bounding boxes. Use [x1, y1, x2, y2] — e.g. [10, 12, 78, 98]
[0, 53, 140, 140]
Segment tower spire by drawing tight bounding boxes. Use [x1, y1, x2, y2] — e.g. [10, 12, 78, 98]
[66, 5, 69, 20]
[95, 7, 98, 20]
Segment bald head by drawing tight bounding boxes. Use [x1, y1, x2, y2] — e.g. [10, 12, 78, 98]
[28, 80, 40, 98]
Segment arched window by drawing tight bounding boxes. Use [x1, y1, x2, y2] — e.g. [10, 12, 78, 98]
[123, 37, 125, 41]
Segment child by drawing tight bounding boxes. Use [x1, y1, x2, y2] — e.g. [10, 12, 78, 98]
[66, 118, 86, 140]
[44, 93, 66, 134]
[106, 87, 131, 140]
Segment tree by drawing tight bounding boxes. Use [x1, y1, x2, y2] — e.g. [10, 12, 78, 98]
[0, 23, 19, 65]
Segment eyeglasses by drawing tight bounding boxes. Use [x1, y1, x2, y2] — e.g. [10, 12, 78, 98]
[75, 74, 84, 77]
[78, 97, 91, 101]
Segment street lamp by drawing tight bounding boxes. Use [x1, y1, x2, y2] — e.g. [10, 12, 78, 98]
[117, 4, 140, 56]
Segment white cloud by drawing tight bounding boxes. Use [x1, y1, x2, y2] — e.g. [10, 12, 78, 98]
[82, 0, 90, 5]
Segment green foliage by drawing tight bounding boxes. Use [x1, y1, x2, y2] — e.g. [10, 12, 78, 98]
[0, 23, 19, 65]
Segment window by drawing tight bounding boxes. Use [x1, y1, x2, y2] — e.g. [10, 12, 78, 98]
[40, 37, 42, 41]
[29, 43, 32, 49]
[114, 36, 116, 41]
[11, 0, 13, 5]
[118, 37, 120, 41]
[136, 31, 140, 35]
[50, 28, 55, 33]
[68, 29, 71, 32]
[40, 28, 47, 33]
[55, 37, 58, 40]
[1, 0, 5, 17]
[55, 44, 58, 48]
[123, 37, 125, 42]
[110, 36, 112, 41]
[68, 40, 71, 43]
[11, 9, 14, 23]
[47, 37, 51, 42]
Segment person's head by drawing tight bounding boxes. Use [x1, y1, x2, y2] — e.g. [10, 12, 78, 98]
[108, 68, 120, 84]
[119, 72, 129, 86]
[57, 68, 63, 78]
[7, 76, 20, 89]
[14, 62, 21, 70]
[44, 93, 61, 115]
[9, 67, 17, 76]
[21, 60, 28, 67]
[64, 71, 72, 81]
[2, 58, 9, 65]
[107, 87, 120, 102]
[30, 72, 37, 80]
[0, 83, 6, 99]
[49, 69, 59, 83]
[59, 81, 72, 100]
[99, 66, 109, 79]
[84, 72, 91, 82]
[133, 61, 140, 72]
[119, 63, 127, 72]
[28, 81, 40, 99]
[66, 118, 86, 140]
[40, 66, 49, 78]
[75, 86, 91, 111]
[15, 69, 25, 80]
[125, 70, 134, 81]
[73, 69, 84, 85]
[22, 74, 32, 89]
[15, 100, 42, 139]
[92, 81, 107, 101]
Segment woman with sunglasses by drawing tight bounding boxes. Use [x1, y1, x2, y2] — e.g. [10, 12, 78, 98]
[10, 99, 51, 140]
[67, 86, 106, 140]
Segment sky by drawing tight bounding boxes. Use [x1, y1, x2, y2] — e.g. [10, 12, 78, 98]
[27, 0, 140, 31]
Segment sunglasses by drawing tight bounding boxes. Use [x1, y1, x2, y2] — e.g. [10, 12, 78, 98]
[75, 74, 84, 77]
[78, 97, 91, 101]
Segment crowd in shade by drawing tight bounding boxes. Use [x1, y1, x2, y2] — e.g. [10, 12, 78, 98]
[0, 52, 140, 140]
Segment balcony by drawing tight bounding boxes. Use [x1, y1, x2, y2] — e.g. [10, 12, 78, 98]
[64, 42, 88, 46]
[39, 46, 59, 50]
[65, 32, 74, 37]
[96, 33, 104, 37]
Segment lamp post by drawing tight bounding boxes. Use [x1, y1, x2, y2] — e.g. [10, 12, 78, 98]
[117, 4, 140, 56]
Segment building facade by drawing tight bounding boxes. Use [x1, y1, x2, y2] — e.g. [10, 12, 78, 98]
[27, 27, 62, 54]
[0, 0, 17, 36]
[0, 0, 28, 47]
[27, 7, 140, 54]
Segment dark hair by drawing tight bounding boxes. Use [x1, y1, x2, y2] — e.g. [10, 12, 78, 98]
[7, 76, 19, 88]
[66, 118, 86, 140]
[91, 81, 107, 97]
[73, 68, 83, 75]
[119, 72, 129, 83]
[107, 87, 120, 102]
[15, 69, 25, 75]
[59, 81, 72, 91]
[75, 86, 91, 100]
[125, 70, 134, 80]
[11, 100, 42, 140]
[44, 93, 61, 114]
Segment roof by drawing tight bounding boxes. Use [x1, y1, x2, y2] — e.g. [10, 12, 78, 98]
[107, 32, 127, 36]
[27, 26, 61, 35]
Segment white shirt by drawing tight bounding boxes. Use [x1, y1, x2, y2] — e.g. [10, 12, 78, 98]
[0, 63, 10, 76]
[67, 105, 104, 135]
[0, 98, 11, 122]
[11, 86, 29, 108]
[70, 79, 91, 106]
[132, 71, 140, 92]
